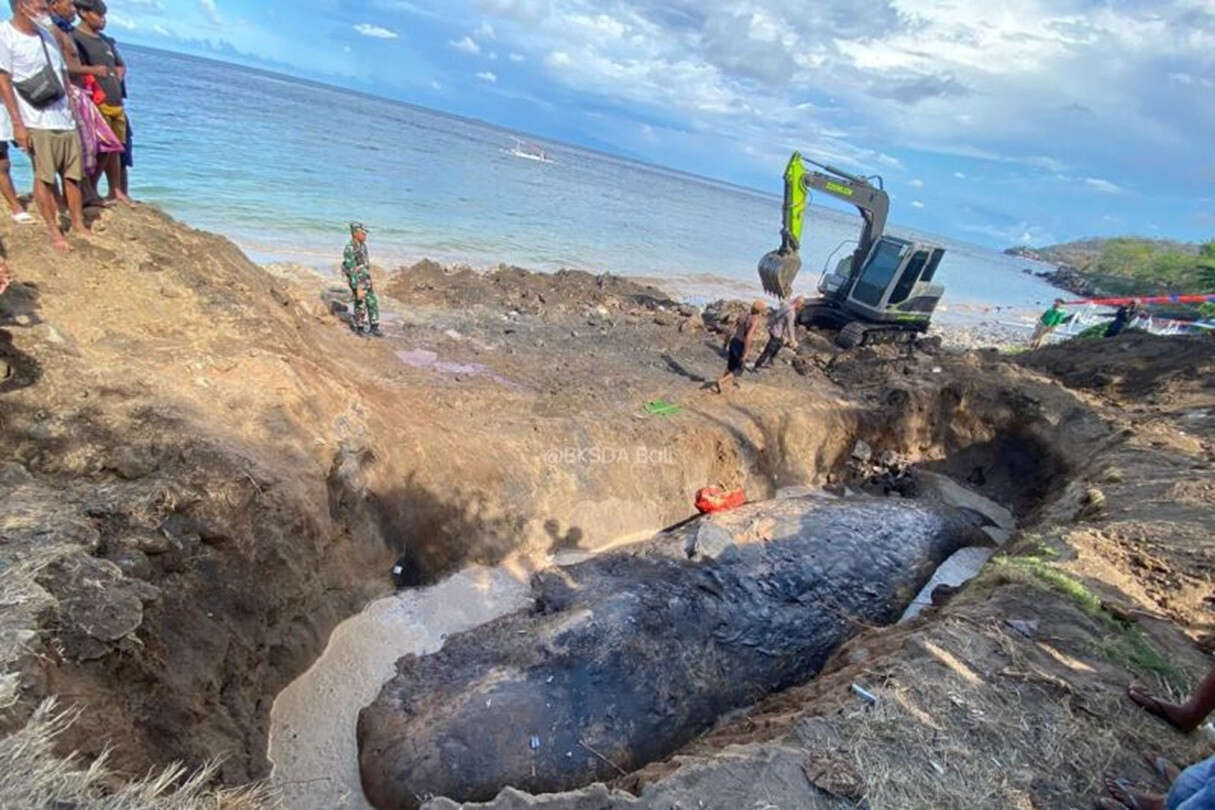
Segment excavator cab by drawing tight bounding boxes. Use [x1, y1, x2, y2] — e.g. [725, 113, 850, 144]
[758, 152, 948, 348]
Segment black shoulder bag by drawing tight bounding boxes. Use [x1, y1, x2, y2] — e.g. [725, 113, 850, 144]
[14, 31, 65, 108]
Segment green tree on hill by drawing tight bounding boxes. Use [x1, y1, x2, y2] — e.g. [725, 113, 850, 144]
[1199, 240, 1215, 290]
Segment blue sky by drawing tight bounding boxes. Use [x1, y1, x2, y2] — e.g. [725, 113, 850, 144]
[106, 0, 1214, 248]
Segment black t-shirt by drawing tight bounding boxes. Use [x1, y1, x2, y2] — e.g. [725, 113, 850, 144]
[72, 29, 123, 106]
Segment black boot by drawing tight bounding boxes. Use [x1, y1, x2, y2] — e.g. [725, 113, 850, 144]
[370, 324, 384, 338]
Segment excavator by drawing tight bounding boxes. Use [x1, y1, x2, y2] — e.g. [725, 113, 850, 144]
[758, 152, 947, 348]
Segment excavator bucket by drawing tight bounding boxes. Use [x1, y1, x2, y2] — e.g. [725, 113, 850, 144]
[758, 249, 801, 299]
[758, 153, 808, 298]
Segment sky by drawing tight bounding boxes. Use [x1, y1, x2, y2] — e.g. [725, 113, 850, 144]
[104, 0, 1214, 248]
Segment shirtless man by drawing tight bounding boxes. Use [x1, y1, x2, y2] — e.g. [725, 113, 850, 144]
[714, 300, 764, 394]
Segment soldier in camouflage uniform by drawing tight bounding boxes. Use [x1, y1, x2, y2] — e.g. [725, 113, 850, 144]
[342, 222, 382, 337]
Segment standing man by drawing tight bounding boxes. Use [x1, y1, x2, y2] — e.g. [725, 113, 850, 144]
[342, 222, 382, 338]
[0, 0, 87, 253]
[714, 300, 765, 394]
[1029, 298, 1069, 348]
[754, 295, 803, 370]
[1105, 299, 1141, 338]
[46, 0, 107, 209]
[69, 0, 128, 205]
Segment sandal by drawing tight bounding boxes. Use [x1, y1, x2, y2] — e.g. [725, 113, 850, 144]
[1143, 752, 1180, 784]
[10, 211, 34, 224]
[1104, 776, 1145, 810]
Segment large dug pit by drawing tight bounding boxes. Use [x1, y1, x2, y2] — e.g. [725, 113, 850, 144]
[356, 495, 994, 808]
[265, 409, 1069, 810]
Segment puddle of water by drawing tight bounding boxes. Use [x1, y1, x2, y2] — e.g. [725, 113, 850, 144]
[268, 566, 533, 810]
[900, 478, 1016, 623]
[900, 546, 997, 622]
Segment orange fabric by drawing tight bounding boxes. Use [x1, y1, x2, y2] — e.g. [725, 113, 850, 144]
[695, 487, 746, 514]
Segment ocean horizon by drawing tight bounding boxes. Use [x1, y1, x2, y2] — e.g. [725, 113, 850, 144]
[13, 44, 1065, 323]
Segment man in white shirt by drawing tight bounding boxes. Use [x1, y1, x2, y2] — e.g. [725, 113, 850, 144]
[0, 0, 85, 252]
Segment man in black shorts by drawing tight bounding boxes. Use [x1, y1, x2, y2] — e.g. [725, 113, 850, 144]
[714, 299, 765, 394]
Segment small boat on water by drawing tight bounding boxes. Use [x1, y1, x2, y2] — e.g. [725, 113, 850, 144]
[503, 137, 555, 164]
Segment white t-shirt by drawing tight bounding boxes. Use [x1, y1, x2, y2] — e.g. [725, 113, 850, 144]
[0, 21, 74, 131]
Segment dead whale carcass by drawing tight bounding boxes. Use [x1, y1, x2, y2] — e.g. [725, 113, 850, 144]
[358, 495, 988, 809]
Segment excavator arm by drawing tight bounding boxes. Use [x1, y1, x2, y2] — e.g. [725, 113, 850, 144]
[760, 152, 891, 299]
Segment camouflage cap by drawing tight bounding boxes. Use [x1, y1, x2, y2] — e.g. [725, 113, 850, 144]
[350, 222, 368, 234]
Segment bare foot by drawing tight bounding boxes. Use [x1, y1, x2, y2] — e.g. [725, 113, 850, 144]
[1129, 685, 1196, 732]
[109, 191, 135, 207]
[51, 236, 71, 253]
[1104, 775, 1166, 810]
[1142, 751, 1181, 784]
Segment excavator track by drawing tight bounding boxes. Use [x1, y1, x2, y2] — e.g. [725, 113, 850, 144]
[835, 321, 918, 349]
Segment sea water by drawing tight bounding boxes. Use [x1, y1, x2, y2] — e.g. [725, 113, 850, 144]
[16, 45, 1064, 324]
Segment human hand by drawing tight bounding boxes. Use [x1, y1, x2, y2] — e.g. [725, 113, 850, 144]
[14, 124, 29, 151]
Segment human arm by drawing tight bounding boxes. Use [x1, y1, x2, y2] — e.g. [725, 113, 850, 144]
[113, 41, 125, 81]
[784, 307, 799, 348]
[54, 27, 96, 80]
[743, 315, 761, 355]
[0, 73, 28, 150]
[0, 37, 26, 149]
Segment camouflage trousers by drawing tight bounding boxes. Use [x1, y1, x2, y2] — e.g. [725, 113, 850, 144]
[345, 269, 380, 330]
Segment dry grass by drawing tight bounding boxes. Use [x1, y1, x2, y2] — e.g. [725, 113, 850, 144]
[826, 608, 1207, 810]
[0, 564, 280, 810]
[0, 697, 280, 808]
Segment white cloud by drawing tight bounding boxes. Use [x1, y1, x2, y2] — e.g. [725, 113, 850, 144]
[450, 36, 480, 54]
[152, 23, 171, 36]
[953, 171, 967, 179]
[107, 13, 138, 30]
[909, 178, 924, 188]
[509, 52, 525, 62]
[476, 71, 498, 83]
[466, 0, 1210, 239]
[477, 21, 496, 40]
[354, 23, 399, 39]
[911, 200, 925, 208]
[430, 79, 442, 91]
[197, 0, 221, 26]
[1084, 177, 1123, 193]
